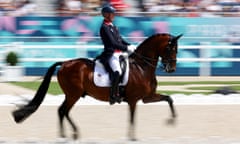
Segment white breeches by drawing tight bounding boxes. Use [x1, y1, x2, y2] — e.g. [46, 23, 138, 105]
[109, 52, 123, 75]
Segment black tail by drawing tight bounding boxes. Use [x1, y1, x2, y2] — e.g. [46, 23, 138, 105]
[12, 62, 63, 123]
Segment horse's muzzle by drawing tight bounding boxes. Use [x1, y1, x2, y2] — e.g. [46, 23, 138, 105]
[164, 63, 176, 73]
[166, 68, 176, 73]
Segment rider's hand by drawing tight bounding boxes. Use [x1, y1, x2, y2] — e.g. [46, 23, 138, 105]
[127, 45, 136, 54]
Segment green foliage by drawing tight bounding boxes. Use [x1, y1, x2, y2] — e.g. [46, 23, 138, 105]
[5, 51, 19, 66]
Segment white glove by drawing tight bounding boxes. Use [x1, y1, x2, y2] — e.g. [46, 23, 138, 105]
[127, 45, 136, 53]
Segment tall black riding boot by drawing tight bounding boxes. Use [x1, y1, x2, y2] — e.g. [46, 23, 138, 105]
[109, 71, 121, 105]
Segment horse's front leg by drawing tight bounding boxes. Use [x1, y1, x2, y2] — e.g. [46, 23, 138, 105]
[128, 102, 137, 141]
[142, 94, 177, 120]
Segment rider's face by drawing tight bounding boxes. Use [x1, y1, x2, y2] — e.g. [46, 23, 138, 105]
[104, 13, 115, 22]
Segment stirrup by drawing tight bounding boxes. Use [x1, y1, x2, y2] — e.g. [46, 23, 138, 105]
[109, 94, 122, 105]
[109, 88, 122, 105]
[115, 95, 123, 104]
[109, 96, 116, 105]
[109, 71, 120, 105]
[113, 86, 122, 104]
[109, 87, 117, 105]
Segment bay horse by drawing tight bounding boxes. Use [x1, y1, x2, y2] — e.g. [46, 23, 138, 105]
[12, 33, 182, 140]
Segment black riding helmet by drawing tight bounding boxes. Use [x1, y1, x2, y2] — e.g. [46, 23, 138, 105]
[101, 5, 116, 15]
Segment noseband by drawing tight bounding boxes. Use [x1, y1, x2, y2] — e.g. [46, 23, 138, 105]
[161, 36, 177, 71]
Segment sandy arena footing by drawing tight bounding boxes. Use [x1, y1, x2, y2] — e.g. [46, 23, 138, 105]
[1, 105, 240, 143]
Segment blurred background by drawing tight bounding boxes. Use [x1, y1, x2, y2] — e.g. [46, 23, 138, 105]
[0, 0, 240, 80]
[0, 1, 240, 142]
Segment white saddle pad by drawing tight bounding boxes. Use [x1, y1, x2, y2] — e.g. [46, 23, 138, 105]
[93, 60, 129, 87]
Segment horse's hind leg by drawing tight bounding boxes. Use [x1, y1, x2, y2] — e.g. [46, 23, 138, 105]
[58, 101, 66, 138]
[58, 96, 80, 139]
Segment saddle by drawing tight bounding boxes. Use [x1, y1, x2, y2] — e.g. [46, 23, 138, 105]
[93, 55, 129, 87]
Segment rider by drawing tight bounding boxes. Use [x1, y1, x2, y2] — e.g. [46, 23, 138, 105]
[99, 5, 135, 105]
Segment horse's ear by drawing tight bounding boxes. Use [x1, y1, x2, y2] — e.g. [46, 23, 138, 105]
[175, 34, 183, 41]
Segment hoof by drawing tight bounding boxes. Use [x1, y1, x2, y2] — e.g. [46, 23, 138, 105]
[73, 132, 79, 140]
[129, 138, 137, 141]
[60, 132, 66, 138]
[166, 118, 177, 125]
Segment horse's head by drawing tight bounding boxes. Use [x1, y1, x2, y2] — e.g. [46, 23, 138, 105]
[160, 34, 183, 73]
[132, 33, 182, 73]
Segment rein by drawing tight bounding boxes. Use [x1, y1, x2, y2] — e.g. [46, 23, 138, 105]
[132, 52, 172, 70]
[132, 52, 158, 68]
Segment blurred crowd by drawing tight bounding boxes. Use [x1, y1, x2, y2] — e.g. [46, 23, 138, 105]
[141, 0, 240, 17]
[0, 0, 240, 17]
[0, 0, 37, 16]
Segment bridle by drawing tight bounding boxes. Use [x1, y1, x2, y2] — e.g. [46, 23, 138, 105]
[133, 35, 177, 71]
[133, 52, 158, 68]
[161, 36, 178, 72]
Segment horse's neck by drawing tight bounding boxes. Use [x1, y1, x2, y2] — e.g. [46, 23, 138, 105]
[129, 58, 157, 84]
[134, 46, 159, 66]
[131, 51, 158, 77]
[131, 35, 162, 76]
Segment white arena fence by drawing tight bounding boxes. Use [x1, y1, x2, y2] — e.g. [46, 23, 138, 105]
[1, 44, 240, 62]
[0, 41, 240, 76]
